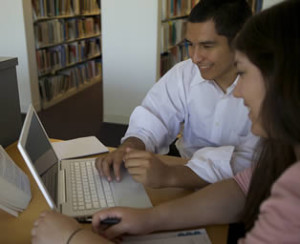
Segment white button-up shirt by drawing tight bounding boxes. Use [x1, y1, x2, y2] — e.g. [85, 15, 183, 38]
[122, 59, 259, 183]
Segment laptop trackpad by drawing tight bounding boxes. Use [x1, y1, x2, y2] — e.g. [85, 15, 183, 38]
[110, 169, 152, 208]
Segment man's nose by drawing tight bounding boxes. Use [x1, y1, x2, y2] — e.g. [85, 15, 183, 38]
[191, 46, 204, 63]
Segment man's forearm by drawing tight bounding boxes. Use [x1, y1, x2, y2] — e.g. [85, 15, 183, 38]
[157, 154, 189, 166]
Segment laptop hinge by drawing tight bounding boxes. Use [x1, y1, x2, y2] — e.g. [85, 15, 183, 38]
[57, 168, 66, 205]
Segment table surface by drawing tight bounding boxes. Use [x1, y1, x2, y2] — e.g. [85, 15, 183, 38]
[0, 142, 227, 244]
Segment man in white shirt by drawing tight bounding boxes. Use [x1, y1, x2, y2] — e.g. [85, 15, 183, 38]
[96, 0, 259, 188]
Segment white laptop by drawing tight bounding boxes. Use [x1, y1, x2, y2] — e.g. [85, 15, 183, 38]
[18, 105, 152, 221]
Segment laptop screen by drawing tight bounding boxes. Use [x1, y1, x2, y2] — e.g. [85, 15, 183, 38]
[24, 111, 58, 175]
[18, 105, 59, 207]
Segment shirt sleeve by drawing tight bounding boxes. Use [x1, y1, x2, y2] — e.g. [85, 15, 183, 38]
[121, 64, 187, 154]
[238, 162, 300, 244]
[121, 106, 171, 153]
[230, 133, 259, 174]
[234, 168, 252, 195]
[185, 132, 258, 183]
[186, 146, 235, 183]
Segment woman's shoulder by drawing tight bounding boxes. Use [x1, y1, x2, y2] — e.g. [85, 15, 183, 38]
[267, 161, 300, 209]
[277, 161, 300, 185]
[240, 162, 300, 243]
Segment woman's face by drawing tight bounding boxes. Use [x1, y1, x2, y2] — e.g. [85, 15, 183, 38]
[233, 51, 267, 137]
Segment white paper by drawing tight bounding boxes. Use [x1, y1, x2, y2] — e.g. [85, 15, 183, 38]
[0, 145, 31, 215]
[0, 203, 18, 217]
[0, 146, 31, 195]
[0, 178, 31, 210]
[0, 197, 24, 212]
[51, 136, 109, 160]
[122, 228, 211, 244]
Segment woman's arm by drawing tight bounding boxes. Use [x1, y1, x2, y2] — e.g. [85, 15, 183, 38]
[92, 178, 246, 239]
[31, 211, 112, 244]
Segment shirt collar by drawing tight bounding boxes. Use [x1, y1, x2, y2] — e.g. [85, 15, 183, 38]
[226, 76, 239, 94]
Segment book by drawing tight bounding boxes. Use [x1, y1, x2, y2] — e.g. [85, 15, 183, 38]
[122, 228, 211, 244]
[51, 136, 109, 160]
[0, 145, 31, 217]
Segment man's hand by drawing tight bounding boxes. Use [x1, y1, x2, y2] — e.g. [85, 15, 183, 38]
[124, 148, 209, 189]
[123, 148, 171, 188]
[95, 137, 145, 182]
[95, 147, 126, 182]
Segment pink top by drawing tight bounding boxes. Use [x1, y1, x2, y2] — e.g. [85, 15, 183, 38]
[234, 161, 300, 243]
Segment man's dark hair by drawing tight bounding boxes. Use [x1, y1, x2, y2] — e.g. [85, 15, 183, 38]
[188, 0, 252, 44]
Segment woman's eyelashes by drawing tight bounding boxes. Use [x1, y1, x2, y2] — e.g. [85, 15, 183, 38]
[236, 71, 245, 77]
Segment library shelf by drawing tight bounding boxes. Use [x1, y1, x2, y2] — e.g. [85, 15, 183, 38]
[32, 0, 102, 110]
[159, 0, 199, 77]
[41, 75, 101, 109]
[38, 52, 101, 77]
[34, 10, 101, 22]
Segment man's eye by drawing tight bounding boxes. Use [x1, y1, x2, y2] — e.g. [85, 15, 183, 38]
[183, 39, 192, 46]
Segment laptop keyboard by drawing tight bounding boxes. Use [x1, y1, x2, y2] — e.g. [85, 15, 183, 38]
[70, 160, 115, 211]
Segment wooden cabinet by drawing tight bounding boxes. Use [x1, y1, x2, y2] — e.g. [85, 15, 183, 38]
[0, 57, 22, 147]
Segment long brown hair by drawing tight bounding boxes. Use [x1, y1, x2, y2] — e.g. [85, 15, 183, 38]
[234, 0, 300, 230]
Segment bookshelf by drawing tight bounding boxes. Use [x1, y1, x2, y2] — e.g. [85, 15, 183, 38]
[0, 0, 102, 112]
[32, 0, 102, 109]
[159, 0, 200, 77]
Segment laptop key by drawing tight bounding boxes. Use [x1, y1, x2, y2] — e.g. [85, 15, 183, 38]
[70, 160, 116, 211]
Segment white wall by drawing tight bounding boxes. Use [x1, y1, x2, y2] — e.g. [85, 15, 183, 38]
[262, 0, 284, 9]
[102, 0, 159, 124]
[0, 0, 40, 113]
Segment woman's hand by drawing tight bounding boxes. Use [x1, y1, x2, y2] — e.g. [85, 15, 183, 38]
[92, 207, 156, 240]
[31, 211, 82, 244]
